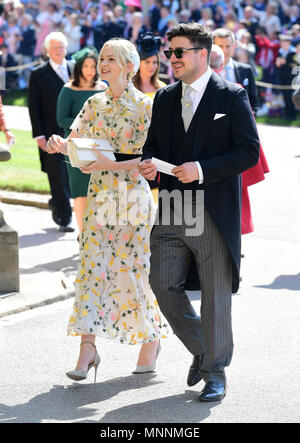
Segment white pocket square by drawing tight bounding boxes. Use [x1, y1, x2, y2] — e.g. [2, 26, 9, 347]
[243, 78, 249, 86]
[214, 113, 226, 120]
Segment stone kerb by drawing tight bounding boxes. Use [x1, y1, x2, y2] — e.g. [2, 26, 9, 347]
[0, 143, 19, 293]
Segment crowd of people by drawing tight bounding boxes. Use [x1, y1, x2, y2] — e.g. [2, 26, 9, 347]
[0, 2, 297, 404]
[0, 0, 299, 118]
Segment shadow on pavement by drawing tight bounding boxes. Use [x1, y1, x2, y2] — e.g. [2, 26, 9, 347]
[96, 390, 218, 423]
[19, 229, 75, 248]
[186, 291, 202, 302]
[0, 375, 161, 423]
[255, 273, 300, 291]
[20, 254, 79, 274]
[0, 375, 217, 423]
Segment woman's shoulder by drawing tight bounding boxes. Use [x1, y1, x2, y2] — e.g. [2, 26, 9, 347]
[63, 82, 75, 90]
[63, 80, 108, 92]
[58, 83, 74, 100]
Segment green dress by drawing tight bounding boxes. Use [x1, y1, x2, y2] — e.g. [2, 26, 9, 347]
[57, 86, 106, 198]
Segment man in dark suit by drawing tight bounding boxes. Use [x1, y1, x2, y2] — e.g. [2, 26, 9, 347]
[213, 28, 259, 114]
[28, 32, 74, 232]
[138, 23, 260, 402]
[276, 34, 297, 121]
[0, 44, 18, 91]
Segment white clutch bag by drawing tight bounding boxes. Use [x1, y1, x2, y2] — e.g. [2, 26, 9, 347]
[67, 138, 116, 168]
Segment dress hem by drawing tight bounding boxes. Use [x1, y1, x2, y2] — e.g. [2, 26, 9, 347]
[67, 328, 168, 345]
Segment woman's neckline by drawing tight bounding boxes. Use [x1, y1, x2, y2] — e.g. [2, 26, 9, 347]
[64, 82, 108, 92]
[67, 87, 106, 92]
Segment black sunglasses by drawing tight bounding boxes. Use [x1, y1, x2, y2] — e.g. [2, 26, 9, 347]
[163, 47, 204, 59]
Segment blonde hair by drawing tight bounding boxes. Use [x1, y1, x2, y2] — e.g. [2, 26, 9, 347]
[99, 38, 140, 82]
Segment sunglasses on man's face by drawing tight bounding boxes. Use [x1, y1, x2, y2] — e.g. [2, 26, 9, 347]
[163, 47, 204, 59]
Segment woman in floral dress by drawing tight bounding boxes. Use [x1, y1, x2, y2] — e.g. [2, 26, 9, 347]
[47, 38, 168, 383]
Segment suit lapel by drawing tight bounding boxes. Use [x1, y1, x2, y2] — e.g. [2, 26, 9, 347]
[67, 60, 74, 77]
[43, 61, 64, 91]
[162, 82, 183, 162]
[233, 60, 242, 84]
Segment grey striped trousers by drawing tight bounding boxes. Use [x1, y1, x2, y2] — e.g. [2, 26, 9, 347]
[149, 210, 233, 383]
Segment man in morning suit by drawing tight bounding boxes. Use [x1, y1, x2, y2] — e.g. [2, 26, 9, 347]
[213, 27, 259, 115]
[28, 32, 74, 232]
[138, 23, 260, 402]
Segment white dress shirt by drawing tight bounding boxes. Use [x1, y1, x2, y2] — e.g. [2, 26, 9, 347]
[49, 58, 69, 83]
[181, 66, 212, 184]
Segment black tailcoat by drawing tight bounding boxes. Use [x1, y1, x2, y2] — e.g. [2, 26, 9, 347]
[142, 72, 260, 293]
[28, 60, 74, 225]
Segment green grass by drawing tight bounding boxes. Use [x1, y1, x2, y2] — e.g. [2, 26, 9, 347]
[256, 114, 300, 127]
[2, 89, 28, 107]
[0, 129, 50, 193]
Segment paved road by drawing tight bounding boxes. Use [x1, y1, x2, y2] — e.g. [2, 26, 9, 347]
[0, 123, 299, 423]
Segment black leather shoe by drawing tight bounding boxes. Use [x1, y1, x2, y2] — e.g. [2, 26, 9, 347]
[59, 224, 75, 233]
[48, 199, 61, 226]
[199, 381, 226, 402]
[187, 355, 202, 387]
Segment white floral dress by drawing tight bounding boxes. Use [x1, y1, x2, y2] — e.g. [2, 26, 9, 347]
[67, 82, 168, 344]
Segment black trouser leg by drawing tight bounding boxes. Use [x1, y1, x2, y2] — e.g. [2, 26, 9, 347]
[44, 152, 72, 226]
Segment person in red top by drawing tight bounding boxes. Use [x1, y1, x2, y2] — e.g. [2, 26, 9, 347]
[0, 94, 15, 147]
[254, 27, 280, 86]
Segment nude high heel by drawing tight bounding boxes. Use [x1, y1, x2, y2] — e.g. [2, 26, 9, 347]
[66, 341, 101, 384]
[132, 341, 161, 374]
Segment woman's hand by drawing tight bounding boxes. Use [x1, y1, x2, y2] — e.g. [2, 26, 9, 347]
[80, 148, 116, 174]
[46, 135, 67, 154]
[138, 159, 157, 181]
[5, 130, 15, 147]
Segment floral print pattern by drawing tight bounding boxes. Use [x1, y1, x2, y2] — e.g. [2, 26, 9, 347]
[67, 82, 168, 344]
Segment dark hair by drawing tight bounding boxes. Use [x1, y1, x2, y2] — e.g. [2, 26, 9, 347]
[133, 53, 161, 91]
[72, 52, 99, 87]
[166, 23, 212, 60]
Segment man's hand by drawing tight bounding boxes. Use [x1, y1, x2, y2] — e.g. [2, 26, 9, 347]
[36, 136, 48, 152]
[138, 159, 158, 181]
[172, 162, 199, 183]
[5, 130, 15, 147]
[276, 57, 286, 68]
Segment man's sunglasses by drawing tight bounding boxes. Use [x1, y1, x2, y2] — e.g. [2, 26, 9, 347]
[163, 47, 204, 59]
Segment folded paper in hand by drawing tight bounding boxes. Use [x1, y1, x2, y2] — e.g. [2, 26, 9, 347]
[151, 157, 176, 176]
[67, 138, 116, 168]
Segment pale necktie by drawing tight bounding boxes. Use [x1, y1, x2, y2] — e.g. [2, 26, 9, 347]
[224, 64, 232, 82]
[181, 85, 194, 132]
[57, 65, 69, 83]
